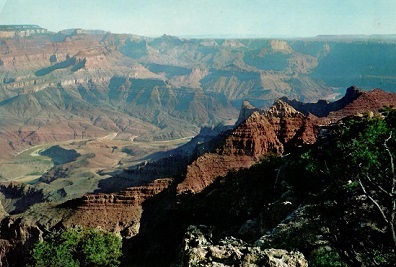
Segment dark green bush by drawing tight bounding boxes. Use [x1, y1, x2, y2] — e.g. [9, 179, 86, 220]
[310, 248, 347, 267]
[31, 227, 122, 267]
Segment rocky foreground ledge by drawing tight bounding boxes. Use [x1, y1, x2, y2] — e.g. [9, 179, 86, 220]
[176, 225, 307, 267]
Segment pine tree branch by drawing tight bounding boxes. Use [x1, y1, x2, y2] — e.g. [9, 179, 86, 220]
[383, 131, 396, 246]
[365, 174, 392, 197]
[358, 178, 389, 224]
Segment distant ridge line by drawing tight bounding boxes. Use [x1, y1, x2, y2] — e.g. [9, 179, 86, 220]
[0, 24, 45, 30]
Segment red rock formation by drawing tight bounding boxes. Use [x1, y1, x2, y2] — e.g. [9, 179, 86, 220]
[176, 87, 396, 195]
[281, 86, 363, 117]
[324, 88, 396, 123]
[176, 100, 313, 194]
[235, 100, 261, 125]
[178, 154, 255, 195]
[64, 178, 172, 238]
[222, 112, 282, 157]
[284, 86, 396, 125]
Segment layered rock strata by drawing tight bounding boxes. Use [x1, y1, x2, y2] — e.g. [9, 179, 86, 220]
[177, 100, 314, 194]
[177, 87, 396, 195]
[284, 86, 396, 123]
[64, 178, 172, 238]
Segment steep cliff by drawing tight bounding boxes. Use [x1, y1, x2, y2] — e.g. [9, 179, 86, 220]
[283, 86, 396, 124]
[63, 178, 173, 238]
[176, 99, 314, 194]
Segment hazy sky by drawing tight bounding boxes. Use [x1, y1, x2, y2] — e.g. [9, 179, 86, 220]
[0, 0, 395, 37]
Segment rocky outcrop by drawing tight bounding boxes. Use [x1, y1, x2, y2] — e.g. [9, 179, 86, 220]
[265, 99, 316, 145]
[176, 100, 314, 194]
[0, 217, 43, 266]
[176, 87, 396, 195]
[324, 87, 396, 123]
[177, 153, 255, 195]
[223, 112, 282, 157]
[281, 86, 363, 117]
[235, 100, 262, 125]
[64, 178, 172, 238]
[283, 86, 396, 124]
[177, 225, 308, 267]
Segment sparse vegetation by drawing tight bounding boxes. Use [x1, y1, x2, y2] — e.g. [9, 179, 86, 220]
[281, 110, 396, 266]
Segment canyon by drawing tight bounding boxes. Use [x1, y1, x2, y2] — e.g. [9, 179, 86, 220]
[1, 28, 396, 164]
[2, 84, 396, 265]
[0, 26, 396, 266]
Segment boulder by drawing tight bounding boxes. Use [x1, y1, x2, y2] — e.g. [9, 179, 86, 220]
[177, 225, 308, 267]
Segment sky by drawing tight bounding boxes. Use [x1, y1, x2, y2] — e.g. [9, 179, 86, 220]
[0, 0, 395, 38]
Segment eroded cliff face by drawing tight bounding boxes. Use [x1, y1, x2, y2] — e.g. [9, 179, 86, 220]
[325, 87, 396, 122]
[176, 99, 314, 195]
[63, 178, 173, 238]
[283, 86, 396, 124]
[176, 87, 396, 195]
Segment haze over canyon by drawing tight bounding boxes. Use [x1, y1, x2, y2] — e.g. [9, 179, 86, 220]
[0, 25, 395, 266]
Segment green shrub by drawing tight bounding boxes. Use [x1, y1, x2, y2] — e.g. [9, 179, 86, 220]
[310, 248, 347, 267]
[31, 227, 122, 267]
